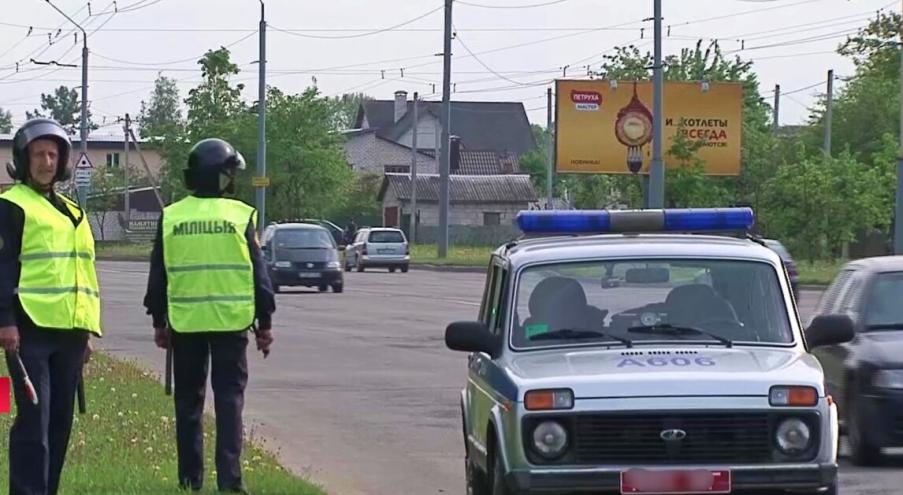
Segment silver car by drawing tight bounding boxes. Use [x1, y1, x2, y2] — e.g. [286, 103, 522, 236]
[344, 227, 410, 273]
[445, 208, 853, 495]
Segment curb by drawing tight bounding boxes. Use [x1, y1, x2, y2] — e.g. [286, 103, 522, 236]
[800, 284, 829, 291]
[410, 264, 485, 273]
[97, 255, 149, 262]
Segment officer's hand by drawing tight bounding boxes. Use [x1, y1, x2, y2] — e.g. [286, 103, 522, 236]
[154, 327, 170, 349]
[255, 328, 273, 356]
[0, 325, 19, 353]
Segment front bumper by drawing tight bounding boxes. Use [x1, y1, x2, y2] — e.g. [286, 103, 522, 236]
[858, 390, 903, 448]
[270, 268, 343, 287]
[506, 463, 837, 494]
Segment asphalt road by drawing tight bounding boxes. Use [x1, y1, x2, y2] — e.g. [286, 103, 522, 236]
[94, 262, 903, 495]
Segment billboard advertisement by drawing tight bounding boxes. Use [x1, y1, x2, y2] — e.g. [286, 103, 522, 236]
[554, 79, 743, 176]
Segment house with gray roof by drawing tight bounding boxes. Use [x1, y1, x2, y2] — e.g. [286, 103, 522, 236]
[343, 90, 535, 176]
[378, 173, 537, 243]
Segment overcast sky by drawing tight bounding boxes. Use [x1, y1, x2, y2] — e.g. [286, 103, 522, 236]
[0, 0, 895, 137]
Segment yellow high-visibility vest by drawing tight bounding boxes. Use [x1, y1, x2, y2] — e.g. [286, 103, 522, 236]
[162, 195, 256, 332]
[0, 184, 101, 335]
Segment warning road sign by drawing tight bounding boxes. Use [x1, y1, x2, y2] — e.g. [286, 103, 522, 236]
[75, 152, 93, 169]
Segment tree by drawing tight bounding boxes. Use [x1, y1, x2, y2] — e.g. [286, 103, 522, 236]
[138, 74, 184, 139]
[26, 86, 97, 135]
[87, 165, 124, 241]
[0, 107, 11, 133]
[328, 93, 372, 130]
[760, 151, 889, 260]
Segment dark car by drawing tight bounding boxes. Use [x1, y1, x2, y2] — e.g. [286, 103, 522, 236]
[764, 239, 800, 298]
[261, 223, 344, 293]
[808, 256, 903, 465]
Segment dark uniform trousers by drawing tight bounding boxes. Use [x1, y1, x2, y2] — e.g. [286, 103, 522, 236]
[6, 327, 88, 495]
[172, 329, 248, 491]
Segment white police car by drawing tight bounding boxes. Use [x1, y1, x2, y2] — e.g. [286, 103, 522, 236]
[445, 208, 854, 495]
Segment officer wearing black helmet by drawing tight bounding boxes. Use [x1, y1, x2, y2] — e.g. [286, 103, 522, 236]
[0, 118, 101, 495]
[143, 138, 275, 494]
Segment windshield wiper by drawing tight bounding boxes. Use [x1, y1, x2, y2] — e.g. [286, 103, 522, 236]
[529, 328, 633, 347]
[627, 324, 733, 348]
[865, 323, 903, 331]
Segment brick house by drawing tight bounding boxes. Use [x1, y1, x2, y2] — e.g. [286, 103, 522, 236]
[343, 90, 535, 176]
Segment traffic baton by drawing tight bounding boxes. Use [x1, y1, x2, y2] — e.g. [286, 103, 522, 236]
[77, 377, 86, 414]
[7, 352, 37, 406]
[164, 339, 173, 396]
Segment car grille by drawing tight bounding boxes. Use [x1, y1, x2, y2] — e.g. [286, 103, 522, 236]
[292, 261, 326, 269]
[572, 412, 773, 464]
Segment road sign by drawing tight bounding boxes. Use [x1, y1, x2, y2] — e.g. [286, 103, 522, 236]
[75, 152, 93, 169]
[75, 167, 91, 187]
[252, 176, 270, 187]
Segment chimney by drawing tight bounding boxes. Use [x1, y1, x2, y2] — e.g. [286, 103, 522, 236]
[394, 90, 408, 123]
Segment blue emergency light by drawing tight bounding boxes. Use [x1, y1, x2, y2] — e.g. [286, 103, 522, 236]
[515, 207, 755, 235]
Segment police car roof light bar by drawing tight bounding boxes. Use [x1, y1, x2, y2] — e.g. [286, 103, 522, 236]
[515, 207, 755, 235]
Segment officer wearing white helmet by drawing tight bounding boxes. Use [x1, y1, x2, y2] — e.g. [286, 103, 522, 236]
[143, 137, 275, 494]
[0, 118, 101, 495]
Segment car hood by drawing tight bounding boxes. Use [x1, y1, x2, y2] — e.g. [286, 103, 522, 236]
[856, 331, 903, 366]
[273, 247, 337, 263]
[505, 345, 824, 398]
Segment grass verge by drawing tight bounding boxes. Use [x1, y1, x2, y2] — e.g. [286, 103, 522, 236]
[409, 244, 493, 267]
[95, 241, 153, 261]
[0, 352, 325, 495]
[796, 260, 844, 286]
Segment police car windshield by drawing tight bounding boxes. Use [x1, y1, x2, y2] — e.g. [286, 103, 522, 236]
[274, 229, 335, 249]
[512, 258, 793, 349]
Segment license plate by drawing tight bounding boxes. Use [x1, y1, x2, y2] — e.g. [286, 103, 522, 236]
[377, 249, 394, 254]
[620, 469, 731, 494]
[299, 272, 320, 278]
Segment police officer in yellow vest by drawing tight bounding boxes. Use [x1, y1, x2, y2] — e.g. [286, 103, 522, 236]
[0, 118, 101, 495]
[143, 138, 275, 494]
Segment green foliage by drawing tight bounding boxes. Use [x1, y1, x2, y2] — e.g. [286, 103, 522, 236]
[87, 165, 125, 241]
[760, 151, 889, 260]
[0, 107, 11, 133]
[328, 92, 372, 130]
[26, 86, 97, 135]
[138, 75, 184, 139]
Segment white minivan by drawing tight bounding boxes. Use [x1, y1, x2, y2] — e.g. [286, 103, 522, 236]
[344, 227, 410, 273]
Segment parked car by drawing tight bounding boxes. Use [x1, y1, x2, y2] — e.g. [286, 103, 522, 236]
[261, 222, 344, 293]
[764, 239, 800, 298]
[344, 227, 410, 273]
[808, 255, 903, 465]
[447, 208, 853, 495]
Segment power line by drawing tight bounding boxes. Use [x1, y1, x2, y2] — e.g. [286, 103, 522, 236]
[270, 5, 442, 40]
[90, 31, 257, 66]
[452, 27, 533, 86]
[456, 0, 571, 8]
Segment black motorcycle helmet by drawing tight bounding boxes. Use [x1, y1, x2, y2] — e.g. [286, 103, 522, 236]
[183, 138, 246, 195]
[6, 118, 72, 183]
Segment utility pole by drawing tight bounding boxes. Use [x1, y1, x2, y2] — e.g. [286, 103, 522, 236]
[438, 0, 452, 258]
[256, 1, 267, 233]
[546, 87, 553, 208]
[123, 113, 130, 226]
[895, 15, 903, 254]
[772, 84, 780, 134]
[824, 69, 834, 156]
[47, 1, 88, 207]
[648, 0, 665, 208]
[410, 92, 418, 243]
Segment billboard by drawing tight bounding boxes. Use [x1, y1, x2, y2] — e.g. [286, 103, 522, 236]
[555, 79, 743, 176]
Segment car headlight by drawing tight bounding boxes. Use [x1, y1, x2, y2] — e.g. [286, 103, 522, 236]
[326, 261, 341, 269]
[274, 261, 292, 268]
[873, 370, 903, 389]
[775, 418, 812, 455]
[531, 421, 568, 459]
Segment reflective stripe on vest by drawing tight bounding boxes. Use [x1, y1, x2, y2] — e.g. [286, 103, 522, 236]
[0, 184, 102, 335]
[162, 196, 256, 332]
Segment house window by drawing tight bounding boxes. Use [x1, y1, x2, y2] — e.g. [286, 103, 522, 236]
[384, 165, 410, 174]
[483, 212, 501, 226]
[106, 152, 121, 168]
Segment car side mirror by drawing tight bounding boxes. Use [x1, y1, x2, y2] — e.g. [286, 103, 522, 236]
[805, 314, 855, 349]
[445, 321, 498, 357]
